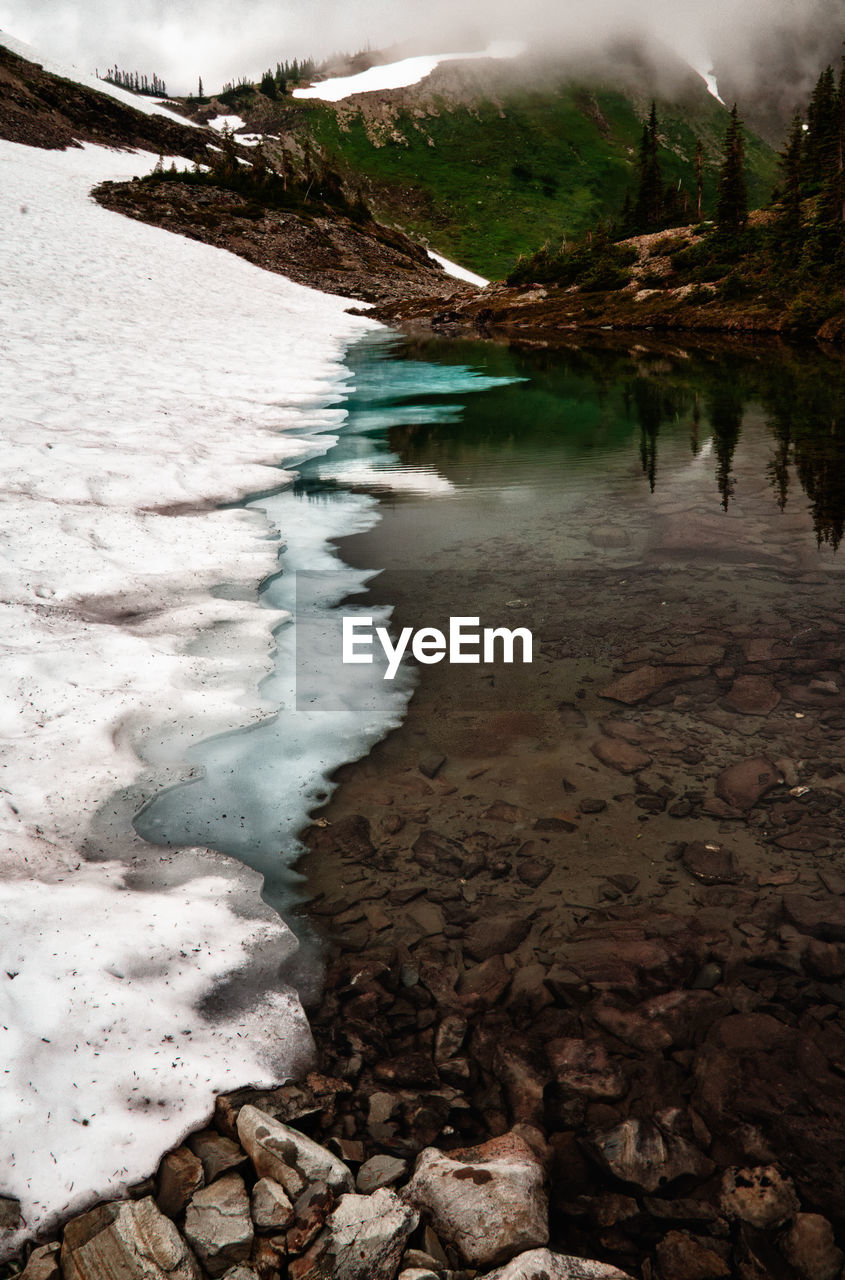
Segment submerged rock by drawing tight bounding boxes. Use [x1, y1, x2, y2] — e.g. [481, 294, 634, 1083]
[403, 1131, 548, 1268]
[715, 756, 781, 810]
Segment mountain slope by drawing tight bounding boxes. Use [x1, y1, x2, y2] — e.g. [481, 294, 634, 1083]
[265, 46, 777, 278]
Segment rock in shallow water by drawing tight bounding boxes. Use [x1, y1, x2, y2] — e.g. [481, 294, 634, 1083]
[715, 756, 781, 810]
[403, 1131, 548, 1268]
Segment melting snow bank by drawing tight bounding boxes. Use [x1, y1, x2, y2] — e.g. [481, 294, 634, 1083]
[428, 251, 490, 288]
[0, 137, 376, 1250]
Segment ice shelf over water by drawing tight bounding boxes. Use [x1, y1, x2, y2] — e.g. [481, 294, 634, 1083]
[0, 134, 377, 1249]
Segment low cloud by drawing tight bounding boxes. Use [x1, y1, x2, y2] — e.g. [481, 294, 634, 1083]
[0, 0, 840, 105]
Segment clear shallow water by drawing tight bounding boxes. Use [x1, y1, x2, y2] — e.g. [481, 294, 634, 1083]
[135, 331, 845, 912]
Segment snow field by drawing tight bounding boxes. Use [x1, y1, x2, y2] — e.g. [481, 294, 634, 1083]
[0, 136, 375, 1247]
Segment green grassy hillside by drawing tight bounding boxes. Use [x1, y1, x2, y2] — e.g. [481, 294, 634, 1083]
[281, 66, 777, 278]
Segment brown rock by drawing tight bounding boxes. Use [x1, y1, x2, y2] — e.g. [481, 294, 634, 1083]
[719, 1166, 799, 1229]
[591, 738, 652, 774]
[419, 754, 446, 779]
[412, 829, 485, 877]
[671, 644, 725, 666]
[588, 1111, 713, 1193]
[599, 666, 706, 705]
[780, 1212, 844, 1280]
[290, 1188, 417, 1280]
[518, 857, 553, 888]
[723, 676, 781, 716]
[484, 801, 525, 823]
[61, 1198, 200, 1280]
[783, 893, 845, 942]
[373, 1053, 439, 1088]
[464, 913, 533, 961]
[457, 954, 512, 1010]
[715, 756, 781, 810]
[547, 1038, 626, 1100]
[681, 842, 740, 886]
[186, 1130, 248, 1183]
[251, 1177, 294, 1231]
[655, 1230, 730, 1279]
[18, 1244, 60, 1280]
[156, 1146, 204, 1219]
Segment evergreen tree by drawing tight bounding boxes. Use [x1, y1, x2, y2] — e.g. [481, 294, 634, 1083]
[716, 105, 748, 234]
[260, 68, 277, 97]
[805, 65, 837, 189]
[198, 75, 204, 98]
[634, 102, 663, 231]
[779, 113, 805, 238]
[695, 138, 703, 222]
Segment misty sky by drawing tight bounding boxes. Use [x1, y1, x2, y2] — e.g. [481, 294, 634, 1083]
[0, 0, 839, 96]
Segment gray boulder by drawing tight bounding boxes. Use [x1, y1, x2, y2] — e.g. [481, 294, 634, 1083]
[251, 1177, 294, 1231]
[237, 1105, 353, 1198]
[61, 1197, 200, 1280]
[156, 1146, 204, 1219]
[290, 1187, 418, 1280]
[403, 1131, 548, 1268]
[482, 1250, 634, 1279]
[183, 1173, 253, 1277]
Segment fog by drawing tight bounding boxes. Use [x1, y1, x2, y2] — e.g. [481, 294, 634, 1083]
[0, 0, 841, 109]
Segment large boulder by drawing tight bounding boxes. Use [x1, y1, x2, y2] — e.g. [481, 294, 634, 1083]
[61, 1197, 200, 1280]
[236, 1105, 354, 1198]
[290, 1188, 417, 1280]
[403, 1131, 548, 1268]
[481, 1249, 633, 1278]
[183, 1173, 253, 1277]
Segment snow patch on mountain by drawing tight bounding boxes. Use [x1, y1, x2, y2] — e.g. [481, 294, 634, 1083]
[293, 41, 523, 101]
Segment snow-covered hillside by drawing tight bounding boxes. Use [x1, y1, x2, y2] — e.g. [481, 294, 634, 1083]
[0, 135, 375, 1247]
[0, 27, 196, 125]
[293, 41, 523, 100]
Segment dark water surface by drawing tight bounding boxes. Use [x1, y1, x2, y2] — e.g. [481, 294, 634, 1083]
[137, 330, 845, 918]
